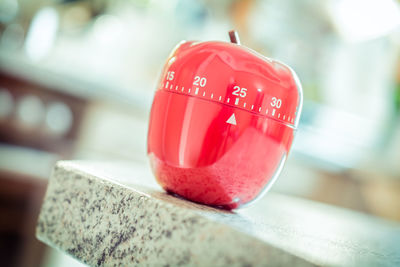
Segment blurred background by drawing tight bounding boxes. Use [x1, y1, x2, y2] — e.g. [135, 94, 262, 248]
[0, 0, 400, 266]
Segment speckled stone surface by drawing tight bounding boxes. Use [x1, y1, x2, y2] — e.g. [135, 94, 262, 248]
[37, 161, 400, 267]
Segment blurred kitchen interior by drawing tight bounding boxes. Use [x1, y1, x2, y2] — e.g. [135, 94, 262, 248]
[1, 0, 400, 266]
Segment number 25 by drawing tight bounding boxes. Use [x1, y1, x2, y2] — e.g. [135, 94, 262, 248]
[232, 86, 247, 97]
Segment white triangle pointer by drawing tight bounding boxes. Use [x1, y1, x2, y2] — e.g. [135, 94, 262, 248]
[226, 113, 237, 125]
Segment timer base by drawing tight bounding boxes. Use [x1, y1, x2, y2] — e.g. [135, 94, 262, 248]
[37, 161, 400, 266]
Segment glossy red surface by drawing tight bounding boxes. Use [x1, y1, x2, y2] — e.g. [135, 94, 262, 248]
[147, 41, 302, 209]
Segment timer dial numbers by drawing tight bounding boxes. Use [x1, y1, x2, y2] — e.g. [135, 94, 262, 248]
[167, 71, 175, 81]
[193, 76, 207, 87]
[162, 70, 297, 126]
[270, 97, 282, 109]
[232, 86, 247, 98]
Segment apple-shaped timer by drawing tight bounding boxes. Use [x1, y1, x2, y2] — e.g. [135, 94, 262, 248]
[147, 31, 302, 209]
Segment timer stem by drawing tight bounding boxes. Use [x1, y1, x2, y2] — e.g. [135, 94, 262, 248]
[229, 30, 241, 45]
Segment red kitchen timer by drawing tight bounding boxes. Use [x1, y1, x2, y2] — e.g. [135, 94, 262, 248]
[147, 31, 302, 209]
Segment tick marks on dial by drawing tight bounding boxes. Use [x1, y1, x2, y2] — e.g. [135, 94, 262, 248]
[163, 84, 295, 125]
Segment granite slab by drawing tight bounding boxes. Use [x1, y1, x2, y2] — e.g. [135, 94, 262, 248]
[36, 161, 400, 266]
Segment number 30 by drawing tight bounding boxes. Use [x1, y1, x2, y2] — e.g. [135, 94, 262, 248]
[271, 97, 282, 108]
